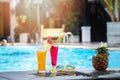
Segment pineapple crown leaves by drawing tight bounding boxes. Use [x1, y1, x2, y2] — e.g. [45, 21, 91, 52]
[96, 42, 108, 54]
[96, 47, 108, 54]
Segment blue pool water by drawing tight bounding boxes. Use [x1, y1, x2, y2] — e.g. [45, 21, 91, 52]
[0, 46, 120, 72]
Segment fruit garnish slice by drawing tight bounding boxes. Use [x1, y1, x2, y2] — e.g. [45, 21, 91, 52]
[47, 36, 53, 45]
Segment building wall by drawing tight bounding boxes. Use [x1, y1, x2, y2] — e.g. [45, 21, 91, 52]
[0, 2, 10, 38]
[0, 3, 4, 36]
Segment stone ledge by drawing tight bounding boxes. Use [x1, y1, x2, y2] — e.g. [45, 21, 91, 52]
[0, 69, 120, 80]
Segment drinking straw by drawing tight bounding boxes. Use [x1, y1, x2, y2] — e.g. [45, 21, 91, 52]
[55, 34, 64, 46]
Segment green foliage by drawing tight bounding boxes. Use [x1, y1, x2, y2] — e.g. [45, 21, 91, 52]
[104, 0, 120, 21]
[65, 12, 81, 34]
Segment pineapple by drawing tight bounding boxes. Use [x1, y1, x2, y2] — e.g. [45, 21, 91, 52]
[92, 43, 109, 71]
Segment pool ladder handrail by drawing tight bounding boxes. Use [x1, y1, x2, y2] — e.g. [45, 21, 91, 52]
[60, 32, 74, 44]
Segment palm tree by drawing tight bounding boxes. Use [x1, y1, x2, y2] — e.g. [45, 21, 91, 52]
[104, 0, 120, 21]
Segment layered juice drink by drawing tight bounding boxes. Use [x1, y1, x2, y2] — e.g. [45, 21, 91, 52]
[37, 51, 47, 72]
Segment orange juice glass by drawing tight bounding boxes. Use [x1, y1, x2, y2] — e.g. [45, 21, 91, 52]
[37, 51, 47, 73]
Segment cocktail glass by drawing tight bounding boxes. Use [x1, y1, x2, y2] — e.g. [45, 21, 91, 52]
[36, 50, 47, 73]
[50, 46, 58, 72]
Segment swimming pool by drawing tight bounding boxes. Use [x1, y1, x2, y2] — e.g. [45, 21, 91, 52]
[0, 46, 120, 72]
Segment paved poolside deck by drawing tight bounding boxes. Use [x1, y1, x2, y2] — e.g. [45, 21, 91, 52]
[1, 42, 120, 80]
[59, 42, 120, 50]
[9, 42, 120, 50]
